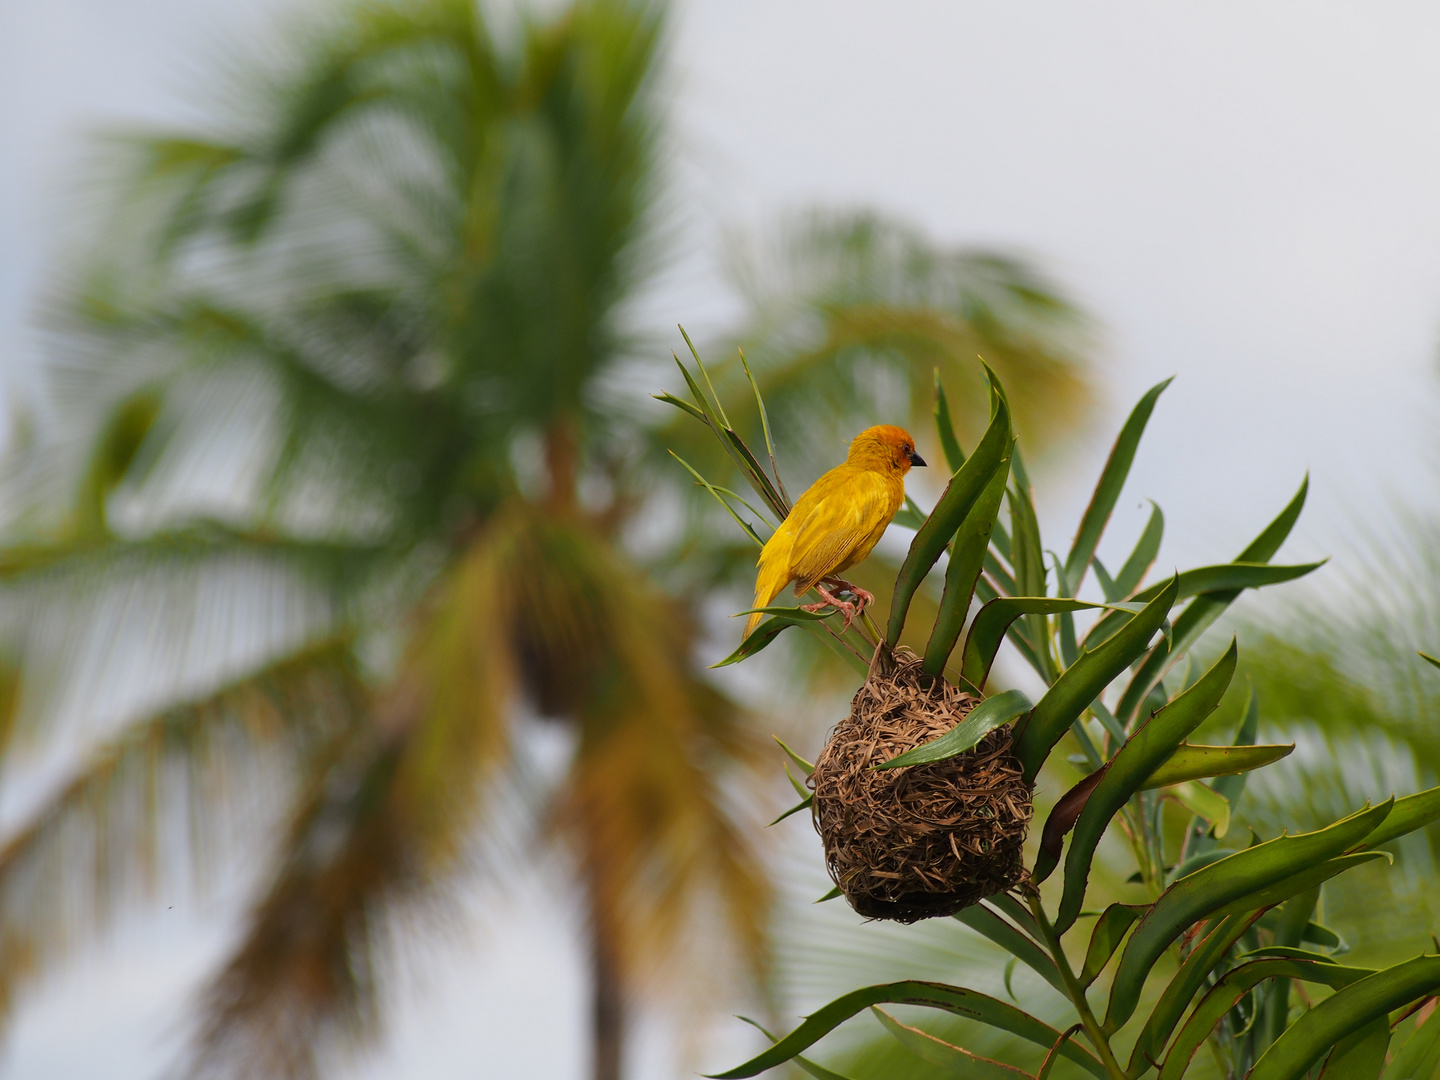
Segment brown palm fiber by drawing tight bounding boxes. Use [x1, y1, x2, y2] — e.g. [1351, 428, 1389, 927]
[811, 648, 1033, 922]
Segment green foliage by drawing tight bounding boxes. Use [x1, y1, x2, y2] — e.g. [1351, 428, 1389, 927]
[670, 365, 1440, 1080]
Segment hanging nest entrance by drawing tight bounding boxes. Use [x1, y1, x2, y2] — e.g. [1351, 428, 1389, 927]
[811, 648, 1033, 922]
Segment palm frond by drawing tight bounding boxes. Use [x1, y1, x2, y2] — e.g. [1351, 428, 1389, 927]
[0, 640, 362, 1027]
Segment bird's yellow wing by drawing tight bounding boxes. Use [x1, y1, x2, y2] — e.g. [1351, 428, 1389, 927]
[788, 468, 902, 593]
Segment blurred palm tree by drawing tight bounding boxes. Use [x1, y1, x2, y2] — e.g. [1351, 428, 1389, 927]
[0, 0, 1095, 1077]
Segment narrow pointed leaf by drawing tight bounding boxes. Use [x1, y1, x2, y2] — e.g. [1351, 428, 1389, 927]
[1248, 957, 1440, 1080]
[773, 736, 815, 775]
[1208, 852, 1389, 921]
[1186, 687, 1261, 858]
[1064, 377, 1172, 591]
[872, 1008, 1033, 1080]
[1116, 476, 1311, 723]
[1112, 501, 1165, 598]
[1083, 562, 1325, 650]
[1320, 1020, 1391, 1080]
[924, 444, 1013, 674]
[1157, 958, 1376, 1080]
[1381, 1007, 1440, 1080]
[875, 690, 1032, 770]
[712, 611, 834, 667]
[888, 382, 1012, 646]
[1357, 783, 1440, 850]
[1052, 641, 1236, 929]
[706, 980, 1107, 1079]
[1007, 484, 1052, 681]
[653, 390, 705, 421]
[1131, 912, 1263, 1071]
[736, 1017, 853, 1080]
[737, 348, 789, 507]
[1142, 742, 1294, 790]
[1014, 576, 1179, 784]
[961, 597, 1109, 692]
[954, 904, 1066, 996]
[1093, 558, 1121, 602]
[1421, 652, 1440, 672]
[768, 795, 813, 826]
[934, 370, 967, 473]
[1165, 781, 1230, 840]
[1079, 904, 1145, 988]
[1106, 801, 1394, 1032]
[670, 451, 765, 546]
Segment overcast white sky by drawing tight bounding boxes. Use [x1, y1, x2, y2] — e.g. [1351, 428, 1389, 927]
[5, 2, 1440, 1078]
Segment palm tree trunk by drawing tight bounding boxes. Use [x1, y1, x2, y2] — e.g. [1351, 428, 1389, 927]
[589, 916, 626, 1080]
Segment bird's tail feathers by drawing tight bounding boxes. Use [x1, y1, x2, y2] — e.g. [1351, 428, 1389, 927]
[744, 559, 793, 639]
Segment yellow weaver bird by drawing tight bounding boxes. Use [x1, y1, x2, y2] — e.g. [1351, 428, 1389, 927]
[744, 425, 925, 638]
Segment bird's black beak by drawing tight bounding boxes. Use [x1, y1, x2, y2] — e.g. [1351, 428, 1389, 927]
[907, 450, 926, 467]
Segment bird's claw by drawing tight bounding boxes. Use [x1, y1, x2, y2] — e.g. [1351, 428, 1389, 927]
[806, 580, 871, 632]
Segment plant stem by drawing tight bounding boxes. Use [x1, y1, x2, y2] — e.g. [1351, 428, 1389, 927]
[1026, 892, 1131, 1080]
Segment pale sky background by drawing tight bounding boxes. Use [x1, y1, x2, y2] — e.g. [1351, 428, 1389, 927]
[5, 1, 1440, 1078]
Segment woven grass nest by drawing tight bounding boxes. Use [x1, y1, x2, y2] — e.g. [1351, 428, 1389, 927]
[811, 648, 1033, 922]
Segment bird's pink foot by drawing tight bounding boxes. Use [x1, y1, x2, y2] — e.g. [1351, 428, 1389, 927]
[807, 581, 863, 631]
[822, 578, 874, 620]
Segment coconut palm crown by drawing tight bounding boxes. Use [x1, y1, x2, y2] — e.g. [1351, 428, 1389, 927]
[0, 0, 1100, 1078]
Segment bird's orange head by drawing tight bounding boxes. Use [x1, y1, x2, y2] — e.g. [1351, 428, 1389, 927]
[846, 425, 926, 475]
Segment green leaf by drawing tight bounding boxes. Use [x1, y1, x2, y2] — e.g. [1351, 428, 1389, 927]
[1157, 958, 1376, 1080]
[1358, 783, 1440, 851]
[1112, 501, 1165, 598]
[1264, 887, 1324, 1048]
[736, 1017, 854, 1080]
[1051, 641, 1236, 928]
[737, 347, 790, 509]
[1186, 687, 1262, 859]
[1130, 912, 1263, 1072]
[933, 370, 967, 473]
[706, 980, 1107, 1079]
[1320, 1020, 1392, 1080]
[954, 904, 1067, 996]
[875, 690, 1033, 770]
[768, 795, 812, 826]
[1013, 576, 1179, 784]
[1115, 476, 1311, 724]
[1421, 652, 1440, 672]
[669, 451, 766, 546]
[653, 390, 705, 422]
[815, 886, 841, 904]
[1051, 555, 1080, 667]
[1007, 483, 1052, 681]
[1248, 957, 1440, 1080]
[888, 377, 1012, 647]
[1141, 742, 1293, 789]
[1167, 781, 1230, 840]
[712, 610, 836, 667]
[924, 445, 1013, 674]
[773, 736, 815, 775]
[1208, 853, 1390, 921]
[1083, 562, 1325, 651]
[1079, 904, 1146, 989]
[671, 352, 790, 520]
[960, 597, 1111, 692]
[1106, 800, 1394, 1032]
[1063, 377, 1172, 592]
[1381, 1007, 1440, 1080]
[893, 495, 927, 531]
[871, 1008, 1033, 1080]
[1093, 558, 1121, 602]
